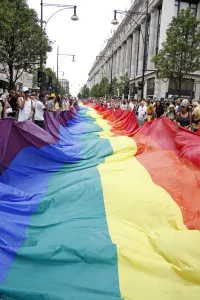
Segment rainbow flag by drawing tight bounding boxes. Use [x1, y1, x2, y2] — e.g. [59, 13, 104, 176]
[0, 105, 200, 300]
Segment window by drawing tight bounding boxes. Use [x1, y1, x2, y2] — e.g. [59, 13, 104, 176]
[147, 77, 155, 97]
[168, 78, 194, 96]
[136, 29, 141, 75]
[156, 4, 162, 54]
[175, 0, 198, 16]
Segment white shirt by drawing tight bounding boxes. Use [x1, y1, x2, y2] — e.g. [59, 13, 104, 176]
[121, 104, 128, 110]
[129, 102, 135, 111]
[34, 101, 45, 121]
[18, 98, 33, 122]
[62, 100, 70, 111]
[138, 105, 147, 121]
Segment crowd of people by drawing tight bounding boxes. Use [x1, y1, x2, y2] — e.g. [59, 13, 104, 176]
[90, 98, 200, 132]
[1, 90, 200, 133]
[0, 87, 77, 129]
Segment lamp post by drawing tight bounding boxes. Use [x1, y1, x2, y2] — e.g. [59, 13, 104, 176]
[40, 1, 78, 71]
[96, 50, 114, 97]
[56, 46, 75, 93]
[111, 0, 149, 99]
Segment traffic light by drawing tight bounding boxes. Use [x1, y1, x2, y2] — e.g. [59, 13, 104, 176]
[124, 82, 129, 97]
[48, 75, 52, 86]
[138, 81, 143, 88]
[37, 71, 46, 87]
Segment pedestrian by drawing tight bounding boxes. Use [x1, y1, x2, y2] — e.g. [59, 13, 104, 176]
[62, 96, 70, 111]
[155, 101, 164, 118]
[47, 94, 56, 117]
[146, 99, 154, 122]
[166, 104, 176, 122]
[128, 99, 135, 111]
[121, 100, 128, 110]
[192, 101, 200, 132]
[54, 96, 62, 111]
[175, 98, 181, 113]
[176, 103, 192, 128]
[17, 87, 35, 122]
[34, 93, 46, 129]
[0, 97, 4, 119]
[8, 95, 18, 118]
[138, 100, 147, 127]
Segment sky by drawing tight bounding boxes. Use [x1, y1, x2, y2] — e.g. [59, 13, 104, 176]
[27, 0, 132, 95]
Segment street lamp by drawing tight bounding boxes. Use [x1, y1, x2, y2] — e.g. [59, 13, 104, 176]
[71, 6, 79, 21]
[111, 0, 149, 99]
[111, 10, 119, 26]
[40, 1, 79, 72]
[56, 46, 75, 92]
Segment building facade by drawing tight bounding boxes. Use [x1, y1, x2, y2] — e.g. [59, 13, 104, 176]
[59, 78, 70, 95]
[0, 64, 33, 93]
[88, 0, 200, 100]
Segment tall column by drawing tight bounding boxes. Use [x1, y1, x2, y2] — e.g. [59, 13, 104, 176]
[195, 81, 200, 101]
[101, 66, 104, 80]
[197, 2, 200, 19]
[159, 0, 174, 48]
[112, 52, 117, 79]
[147, 10, 159, 70]
[122, 42, 127, 76]
[119, 43, 125, 77]
[138, 23, 145, 76]
[105, 62, 108, 79]
[130, 31, 138, 78]
[125, 37, 132, 76]
[107, 58, 111, 79]
[116, 47, 121, 80]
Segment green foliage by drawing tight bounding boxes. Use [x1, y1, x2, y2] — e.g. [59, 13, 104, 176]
[90, 84, 99, 97]
[90, 77, 110, 98]
[98, 77, 110, 97]
[117, 74, 129, 96]
[79, 84, 90, 98]
[112, 77, 118, 96]
[152, 8, 200, 96]
[0, 0, 52, 90]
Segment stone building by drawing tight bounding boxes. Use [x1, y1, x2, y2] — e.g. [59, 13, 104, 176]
[59, 79, 70, 95]
[88, 0, 200, 100]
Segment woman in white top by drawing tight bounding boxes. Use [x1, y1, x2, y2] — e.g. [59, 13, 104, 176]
[62, 97, 70, 111]
[128, 100, 135, 111]
[121, 101, 128, 110]
[17, 88, 34, 122]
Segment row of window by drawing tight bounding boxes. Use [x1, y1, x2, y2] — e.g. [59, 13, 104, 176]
[134, 0, 199, 76]
[175, 0, 198, 16]
[146, 77, 194, 97]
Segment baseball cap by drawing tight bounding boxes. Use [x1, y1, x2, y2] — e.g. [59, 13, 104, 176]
[180, 103, 187, 107]
[22, 87, 29, 93]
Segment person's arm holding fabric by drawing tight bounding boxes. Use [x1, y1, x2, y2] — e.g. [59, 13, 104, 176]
[17, 96, 25, 109]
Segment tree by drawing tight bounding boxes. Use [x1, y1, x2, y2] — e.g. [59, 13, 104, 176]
[0, 0, 51, 90]
[98, 77, 110, 97]
[90, 84, 99, 97]
[112, 77, 119, 96]
[79, 84, 90, 99]
[118, 74, 129, 96]
[152, 8, 200, 96]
